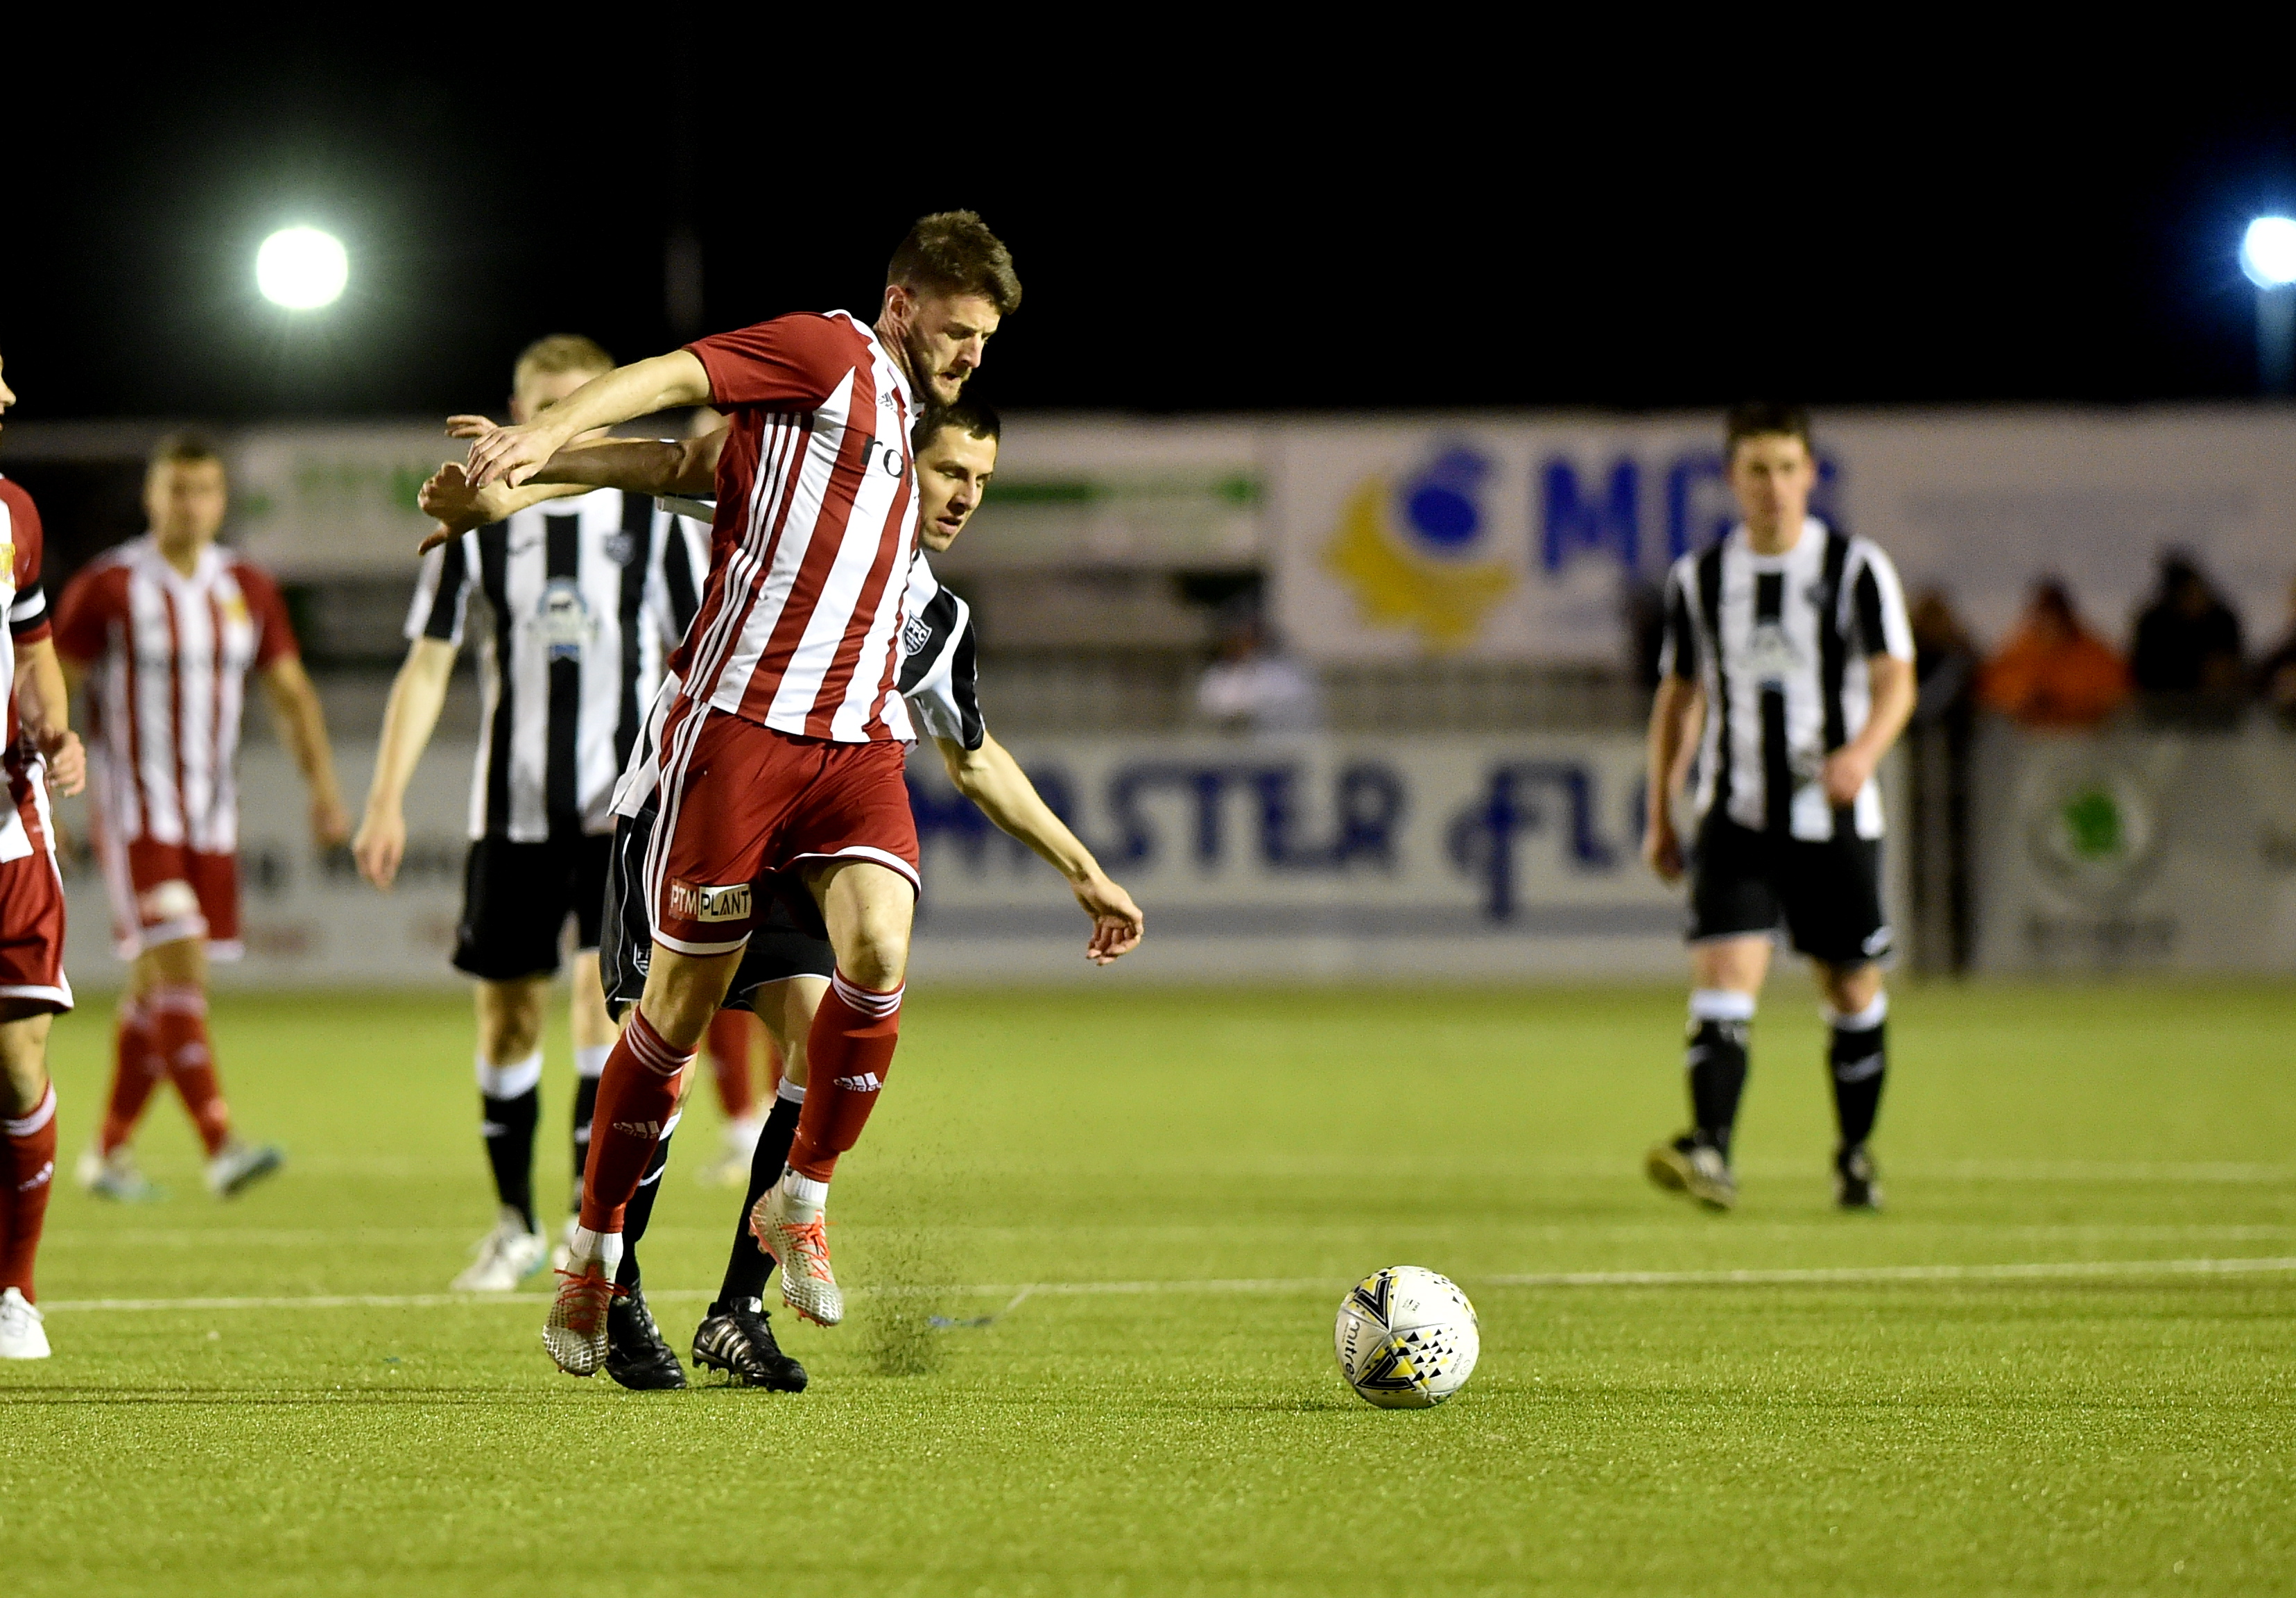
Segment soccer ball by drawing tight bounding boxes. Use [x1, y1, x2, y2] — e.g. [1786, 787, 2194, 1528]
[1333, 1265, 1480, 1409]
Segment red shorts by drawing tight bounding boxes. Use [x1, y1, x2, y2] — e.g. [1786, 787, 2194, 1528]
[643, 703, 917, 957]
[97, 835, 241, 961]
[0, 767, 71, 1012]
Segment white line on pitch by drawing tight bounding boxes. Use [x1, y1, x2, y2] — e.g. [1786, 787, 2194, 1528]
[36, 1256, 2296, 1314]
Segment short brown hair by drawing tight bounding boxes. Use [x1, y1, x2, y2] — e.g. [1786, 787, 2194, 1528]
[514, 333, 615, 390]
[887, 212, 1022, 314]
[1725, 401, 1813, 461]
[147, 431, 223, 477]
[913, 400, 1001, 454]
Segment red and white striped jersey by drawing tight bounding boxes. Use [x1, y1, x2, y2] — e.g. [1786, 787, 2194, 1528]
[678, 310, 920, 742]
[0, 476, 58, 865]
[54, 537, 298, 854]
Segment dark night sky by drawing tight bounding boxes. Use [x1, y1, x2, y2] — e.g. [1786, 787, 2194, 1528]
[6, 44, 2295, 423]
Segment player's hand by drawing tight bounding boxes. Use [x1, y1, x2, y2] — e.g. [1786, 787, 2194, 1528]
[1070, 869, 1144, 965]
[1822, 746, 1876, 806]
[465, 418, 565, 489]
[36, 728, 84, 798]
[354, 809, 406, 891]
[417, 463, 492, 552]
[312, 793, 352, 852]
[445, 414, 503, 443]
[1643, 818, 1684, 884]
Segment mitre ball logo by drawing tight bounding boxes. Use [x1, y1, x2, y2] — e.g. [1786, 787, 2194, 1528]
[1325, 444, 1515, 650]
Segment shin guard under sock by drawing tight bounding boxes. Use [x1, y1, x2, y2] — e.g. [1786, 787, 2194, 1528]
[614, 1114, 679, 1291]
[576, 1012, 693, 1236]
[100, 997, 164, 1155]
[1, 1085, 57, 1303]
[786, 973, 901, 1183]
[1685, 989, 1755, 1159]
[1827, 994, 1889, 1151]
[718, 1080, 804, 1307]
[476, 1051, 542, 1233]
[149, 984, 229, 1157]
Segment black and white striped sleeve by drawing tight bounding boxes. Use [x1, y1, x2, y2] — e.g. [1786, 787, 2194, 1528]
[8, 582, 46, 637]
[897, 569, 984, 750]
[1847, 540, 1915, 661]
[404, 531, 477, 646]
[644, 512, 709, 650]
[1656, 558, 1698, 681]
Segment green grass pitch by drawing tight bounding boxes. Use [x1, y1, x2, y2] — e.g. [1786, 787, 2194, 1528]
[2, 981, 2290, 1595]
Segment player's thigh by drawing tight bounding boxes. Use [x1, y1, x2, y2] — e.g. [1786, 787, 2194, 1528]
[635, 943, 744, 1048]
[0, 1008, 53, 1110]
[136, 934, 208, 992]
[1691, 935, 1772, 993]
[474, 974, 549, 1062]
[114, 838, 207, 961]
[452, 837, 571, 982]
[804, 859, 915, 989]
[1777, 834, 1892, 968]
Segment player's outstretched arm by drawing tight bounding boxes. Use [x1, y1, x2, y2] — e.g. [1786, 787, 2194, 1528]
[12, 638, 83, 798]
[415, 461, 586, 553]
[464, 351, 711, 488]
[936, 732, 1144, 965]
[261, 657, 351, 852]
[354, 639, 456, 890]
[1821, 654, 1917, 805]
[1643, 677, 1704, 884]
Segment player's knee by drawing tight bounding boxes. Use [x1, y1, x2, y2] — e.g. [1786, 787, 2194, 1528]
[840, 918, 909, 991]
[476, 981, 545, 1061]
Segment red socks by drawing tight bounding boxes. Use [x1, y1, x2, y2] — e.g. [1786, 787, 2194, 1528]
[100, 996, 165, 1155]
[149, 984, 230, 1158]
[787, 972, 901, 1183]
[706, 1009, 759, 1120]
[578, 1009, 694, 1234]
[2, 1085, 58, 1303]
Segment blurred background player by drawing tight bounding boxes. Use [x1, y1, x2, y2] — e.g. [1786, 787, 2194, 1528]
[57, 434, 345, 1203]
[460, 212, 1024, 1375]
[437, 397, 1145, 1385]
[354, 334, 708, 1291]
[1641, 402, 1915, 1212]
[0, 354, 89, 1359]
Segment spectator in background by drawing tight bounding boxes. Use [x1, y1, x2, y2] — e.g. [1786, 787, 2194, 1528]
[1196, 600, 1322, 734]
[2131, 551, 2245, 725]
[1978, 578, 2130, 729]
[2255, 572, 2296, 725]
[1910, 589, 1978, 721]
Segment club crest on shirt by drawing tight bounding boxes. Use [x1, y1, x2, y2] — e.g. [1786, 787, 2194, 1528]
[537, 578, 592, 661]
[901, 612, 933, 656]
[1743, 622, 1802, 684]
[221, 591, 252, 628]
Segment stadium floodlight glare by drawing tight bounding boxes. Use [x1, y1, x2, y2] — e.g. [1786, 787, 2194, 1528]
[256, 227, 349, 310]
[2239, 216, 2296, 289]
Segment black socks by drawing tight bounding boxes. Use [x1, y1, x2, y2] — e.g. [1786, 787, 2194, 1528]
[615, 1122, 677, 1292]
[1828, 998, 1889, 1152]
[716, 1085, 805, 1311]
[1686, 1017, 1751, 1158]
[478, 1051, 544, 1234]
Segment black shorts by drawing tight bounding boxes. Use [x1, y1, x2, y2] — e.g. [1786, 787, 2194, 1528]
[453, 829, 612, 981]
[1686, 811, 1892, 967]
[599, 802, 836, 1022]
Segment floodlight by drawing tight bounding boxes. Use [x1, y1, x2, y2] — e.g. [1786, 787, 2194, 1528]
[256, 227, 349, 310]
[2239, 216, 2296, 289]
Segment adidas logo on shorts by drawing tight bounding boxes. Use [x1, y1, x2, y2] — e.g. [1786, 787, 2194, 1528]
[669, 879, 752, 924]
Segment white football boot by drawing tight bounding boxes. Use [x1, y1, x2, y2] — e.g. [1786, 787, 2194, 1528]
[542, 1229, 621, 1376]
[205, 1139, 284, 1198]
[0, 1287, 50, 1359]
[76, 1143, 162, 1203]
[451, 1210, 550, 1291]
[749, 1174, 841, 1327]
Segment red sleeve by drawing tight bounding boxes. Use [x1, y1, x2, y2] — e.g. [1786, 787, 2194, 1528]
[51, 565, 113, 664]
[686, 313, 861, 410]
[237, 561, 300, 667]
[2, 481, 52, 645]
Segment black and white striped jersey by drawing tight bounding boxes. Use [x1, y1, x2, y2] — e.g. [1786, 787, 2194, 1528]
[897, 555, 983, 751]
[406, 489, 709, 841]
[1659, 517, 1913, 841]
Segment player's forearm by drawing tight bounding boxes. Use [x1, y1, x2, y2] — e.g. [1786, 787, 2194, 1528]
[526, 353, 713, 455]
[535, 436, 704, 497]
[12, 639, 71, 741]
[279, 678, 345, 807]
[1847, 658, 1917, 762]
[945, 736, 1100, 882]
[365, 643, 455, 815]
[1645, 680, 1700, 823]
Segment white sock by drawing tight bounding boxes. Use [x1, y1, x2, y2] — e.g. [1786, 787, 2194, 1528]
[476, 1049, 544, 1099]
[574, 1045, 612, 1081]
[1689, 988, 1758, 1023]
[780, 1169, 828, 1221]
[567, 1225, 623, 1275]
[775, 1080, 806, 1106]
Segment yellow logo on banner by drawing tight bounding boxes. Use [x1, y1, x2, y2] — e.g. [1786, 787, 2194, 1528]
[1323, 447, 1513, 651]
